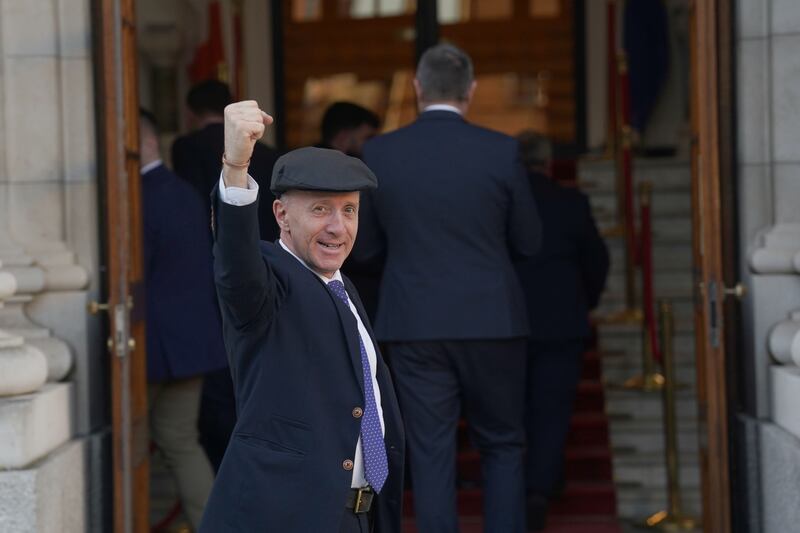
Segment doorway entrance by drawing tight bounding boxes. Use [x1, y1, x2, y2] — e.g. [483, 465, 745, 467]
[94, 1, 744, 531]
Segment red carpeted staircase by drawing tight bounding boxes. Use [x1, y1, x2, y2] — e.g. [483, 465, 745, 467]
[402, 349, 622, 533]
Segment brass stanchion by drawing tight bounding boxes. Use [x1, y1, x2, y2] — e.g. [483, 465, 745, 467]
[620, 321, 664, 391]
[643, 300, 699, 530]
[613, 182, 663, 391]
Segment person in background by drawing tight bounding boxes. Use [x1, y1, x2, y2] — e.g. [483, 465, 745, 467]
[514, 131, 610, 531]
[139, 109, 226, 528]
[317, 101, 383, 323]
[354, 44, 541, 533]
[317, 101, 381, 159]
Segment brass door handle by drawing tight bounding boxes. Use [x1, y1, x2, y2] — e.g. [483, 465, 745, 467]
[723, 283, 747, 300]
[88, 301, 110, 314]
[88, 297, 134, 315]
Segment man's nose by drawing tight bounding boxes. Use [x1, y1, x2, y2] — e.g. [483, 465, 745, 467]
[326, 212, 345, 233]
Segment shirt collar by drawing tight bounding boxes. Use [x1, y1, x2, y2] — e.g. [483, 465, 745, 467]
[423, 104, 463, 115]
[140, 159, 163, 175]
[279, 239, 343, 284]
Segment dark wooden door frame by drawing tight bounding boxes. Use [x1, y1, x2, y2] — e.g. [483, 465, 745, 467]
[691, 0, 745, 530]
[92, 0, 149, 530]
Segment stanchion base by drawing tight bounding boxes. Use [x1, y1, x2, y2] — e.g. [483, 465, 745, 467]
[608, 373, 665, 392]
[596, 308, 644, 325]
[641, 510, 700, 531]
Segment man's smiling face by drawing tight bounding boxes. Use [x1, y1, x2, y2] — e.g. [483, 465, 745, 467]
[274, 189, 359, 278]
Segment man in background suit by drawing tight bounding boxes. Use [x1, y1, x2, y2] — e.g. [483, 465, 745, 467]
[140, 110, 226, 528]
[354, 44, 542, 533]
[199, 102, 404, 532]
[514, 131, 609, 531]
[172, 79, 281, 241]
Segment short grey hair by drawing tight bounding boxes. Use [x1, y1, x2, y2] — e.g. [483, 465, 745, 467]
[416, 43, 474, 103]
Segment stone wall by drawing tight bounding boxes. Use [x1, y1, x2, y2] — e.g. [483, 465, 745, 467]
[736, 0, 800, 531]
[0, 0, 103, 530]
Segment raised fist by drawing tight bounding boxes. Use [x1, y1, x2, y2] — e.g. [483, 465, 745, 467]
[224, 100, 274, 166]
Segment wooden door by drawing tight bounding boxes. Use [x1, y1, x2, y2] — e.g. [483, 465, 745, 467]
[279, 0, 418, 148]
[440, 0, 576, 142]
[690, 0, 735, 531]
[94, 0, 149, 531]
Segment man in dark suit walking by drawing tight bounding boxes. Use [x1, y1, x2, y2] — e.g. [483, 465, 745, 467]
[139, 110, 227, 528]
[354, 44, 542, 533]
[514, 132, 609, 531]
[198, 101, 404, 532]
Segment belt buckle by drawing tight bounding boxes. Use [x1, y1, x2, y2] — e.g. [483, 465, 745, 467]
[354, 487, 372, 514]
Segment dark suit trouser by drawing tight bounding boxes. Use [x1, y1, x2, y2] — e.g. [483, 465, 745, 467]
[389, 339, 527, 533]
[525, 339, 586, 496]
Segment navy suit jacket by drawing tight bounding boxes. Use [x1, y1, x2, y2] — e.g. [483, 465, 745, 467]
[172, 123, 281, 241]
[515, 173, 609, 340]
[141, 164, 227, 382]
[200, 188, 405, 533]
[355, 110, 541, 341]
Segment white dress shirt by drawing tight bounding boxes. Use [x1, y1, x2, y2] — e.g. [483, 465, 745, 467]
[140, 159, 163, 175]
[218, 174, 385, 488]
[423, 103, 463, 115]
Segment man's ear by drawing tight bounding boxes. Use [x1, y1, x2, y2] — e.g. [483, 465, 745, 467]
[273, 198, 289, 231]
[465, 80, 477, 104]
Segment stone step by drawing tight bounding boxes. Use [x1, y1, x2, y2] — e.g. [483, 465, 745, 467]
[598, 218, 693, 243]
[608, 246, 694, 274]
[612, 451, 701, 490]
[578, 158, 692, 193]
[605, 389, 698, 420]
[589, 193, 692, 221]
[608, 418, 700, 455]
[599, 335, 695, 357]
[598, 319, 695, 337]
[602, 275, 695, 300]
[616, 485, 702, 520]
[602, 360, 697, 386]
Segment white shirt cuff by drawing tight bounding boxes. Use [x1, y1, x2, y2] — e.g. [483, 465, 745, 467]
[218, 172, 259, 206]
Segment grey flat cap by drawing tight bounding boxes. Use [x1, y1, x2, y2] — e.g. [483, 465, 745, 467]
[270, 147, 378, 195]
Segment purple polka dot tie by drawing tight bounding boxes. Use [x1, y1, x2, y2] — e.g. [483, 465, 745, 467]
[327, 280, 389, 493]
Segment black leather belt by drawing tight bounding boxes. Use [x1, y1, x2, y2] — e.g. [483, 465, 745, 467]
[345, 486, 374, 514]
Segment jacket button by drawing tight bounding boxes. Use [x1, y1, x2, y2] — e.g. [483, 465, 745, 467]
[352, 407, 363, 418]
[343, 459, 354, 471]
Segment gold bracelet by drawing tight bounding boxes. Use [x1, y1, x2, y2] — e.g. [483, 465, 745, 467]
[222, 153, 251, 168]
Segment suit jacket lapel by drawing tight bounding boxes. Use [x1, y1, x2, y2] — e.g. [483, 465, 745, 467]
[322, 277, 365, 396]
[273, 244, 365, 394]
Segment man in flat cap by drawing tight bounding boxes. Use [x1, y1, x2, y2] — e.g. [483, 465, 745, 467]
[198, 101, 405, 533]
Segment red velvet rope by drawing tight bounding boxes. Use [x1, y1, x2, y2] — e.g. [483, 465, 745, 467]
[640, 201, 661, 363]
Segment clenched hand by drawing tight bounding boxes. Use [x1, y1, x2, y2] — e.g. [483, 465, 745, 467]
[222, 100, 273, 189]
